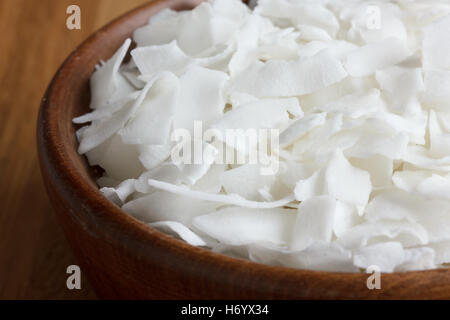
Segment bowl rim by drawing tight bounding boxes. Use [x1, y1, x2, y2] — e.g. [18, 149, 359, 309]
[37, 0, 450, 297]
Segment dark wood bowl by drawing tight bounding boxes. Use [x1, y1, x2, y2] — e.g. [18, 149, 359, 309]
[37, 0, 450, 299]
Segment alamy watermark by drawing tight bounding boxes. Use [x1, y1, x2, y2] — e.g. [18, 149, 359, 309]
[66, 265, 81, 290]
[171, 121, 280, 175]
[66, 5, 81, 30]
[366, 5, 381, 30]
[366, 265, 381, 290]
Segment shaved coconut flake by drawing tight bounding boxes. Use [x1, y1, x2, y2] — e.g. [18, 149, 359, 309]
[296, 150, 371, 207]
[192, 207, 296, 246]
[423, 15, 450, 70]
[213, 98, 295, 130]
[293, 167, 327, 201]
[344, 38, 410, 77]
[279, 113, 326, 146]
[173, 66, 228, 132]
[350, 155, 393, 188]
[85, 134, 144, 181]
[429, 110, 450, 158]
[176, 3, 240, 56]
[133, 10, 181, 47]
[316, 89, 384, 119]
[343, 3, 407, 45]
[280, 161, 317, 189]
[394, 170, 450, 201]
[100, 179, 135, 205]
[292, 113, 344, 157]
[415, 175, 450, 201]
[138, 143, 172, 171]
[336, 220, 429, 249]
[396, 247, 436, 271]
[369, 111, 427, 145]
[258, 30, 301, 61]
[325, 150, 372, 206]
[345, 130, 409, 160]
[291, 196, 336, 251]
[90, 39, 132, 109]
[256, 0, 340, 37]
[297, 25, 332, 42]
[392, 170, 431, 193]
[422, 70, 450, 110]
[172, 140, 218, 185]
[131, 41, 192, 76]
[229, 50, 347, 97]
[333, 201, 363, 238]
[122, 191, 220, 225]
[134, 2, 244, 56]
[376, 67, 424, 115]
[133, 164, 180, 194]
[97, 176, 119, 188]
[299, 76, 377, 112]
[77, 101, 134, 154]
[119, 73, 179, 145]
[299, 40, 358, 60]
[228, 92, 258, 106]
[249, 241, 357, 272]
[149, 221, 207, 246]
[429, 241, 450, 265]
[366, 189, 450, 242]
[211, 98, 294, 154]
[220, 164, 276, 201]
[192, 164, 226, 193]
[148, 179, 296, 209]
[403, 146, 450, 171]
[73, 93, 139, 124]
[353, 242, 405, 273]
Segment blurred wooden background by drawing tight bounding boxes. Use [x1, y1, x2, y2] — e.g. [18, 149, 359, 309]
[0, 0, 151, 299]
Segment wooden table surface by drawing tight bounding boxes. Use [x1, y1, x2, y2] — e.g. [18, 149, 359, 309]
[0, 0, 152, 299]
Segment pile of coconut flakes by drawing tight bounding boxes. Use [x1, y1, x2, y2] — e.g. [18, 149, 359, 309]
[74, 0, 450, 272]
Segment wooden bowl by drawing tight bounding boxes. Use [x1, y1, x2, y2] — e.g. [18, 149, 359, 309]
[37, 0, 450, 299]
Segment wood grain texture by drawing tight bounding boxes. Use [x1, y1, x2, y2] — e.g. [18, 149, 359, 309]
[0, 0, 151, 300]
[36, 0, 450, 300]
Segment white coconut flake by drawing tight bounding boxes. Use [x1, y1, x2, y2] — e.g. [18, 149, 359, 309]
[344, 37, 411, 77]
[279, 113, 326, 146]
[147, 179, 296, 209]
[397, 247, 436, 271]
[423, 15, 450, 70]
[193, 207, 296, 246]
[291, 196, 336, 251]
[376, 67, 424, 115]
[336, 220, 429, 249]
[173, 66, 229, 132]
[422, 69, 450, 111]
[366, 189, 450, 243]
[295, 149, 372, 207]
[249, 241, 357, 272]
[90, 38, 132, 110]
[220, 164, 276, 201]
[353, 242, 405, 273]
[316, 89, 385, 119]
[122, 190, 220, 225]
[138, 143, 172, 171]
[131, 41, 192, 76]
[229, 50, 348, 97]
[119, 73, 179, 145]
[149, 221, 207, 246]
